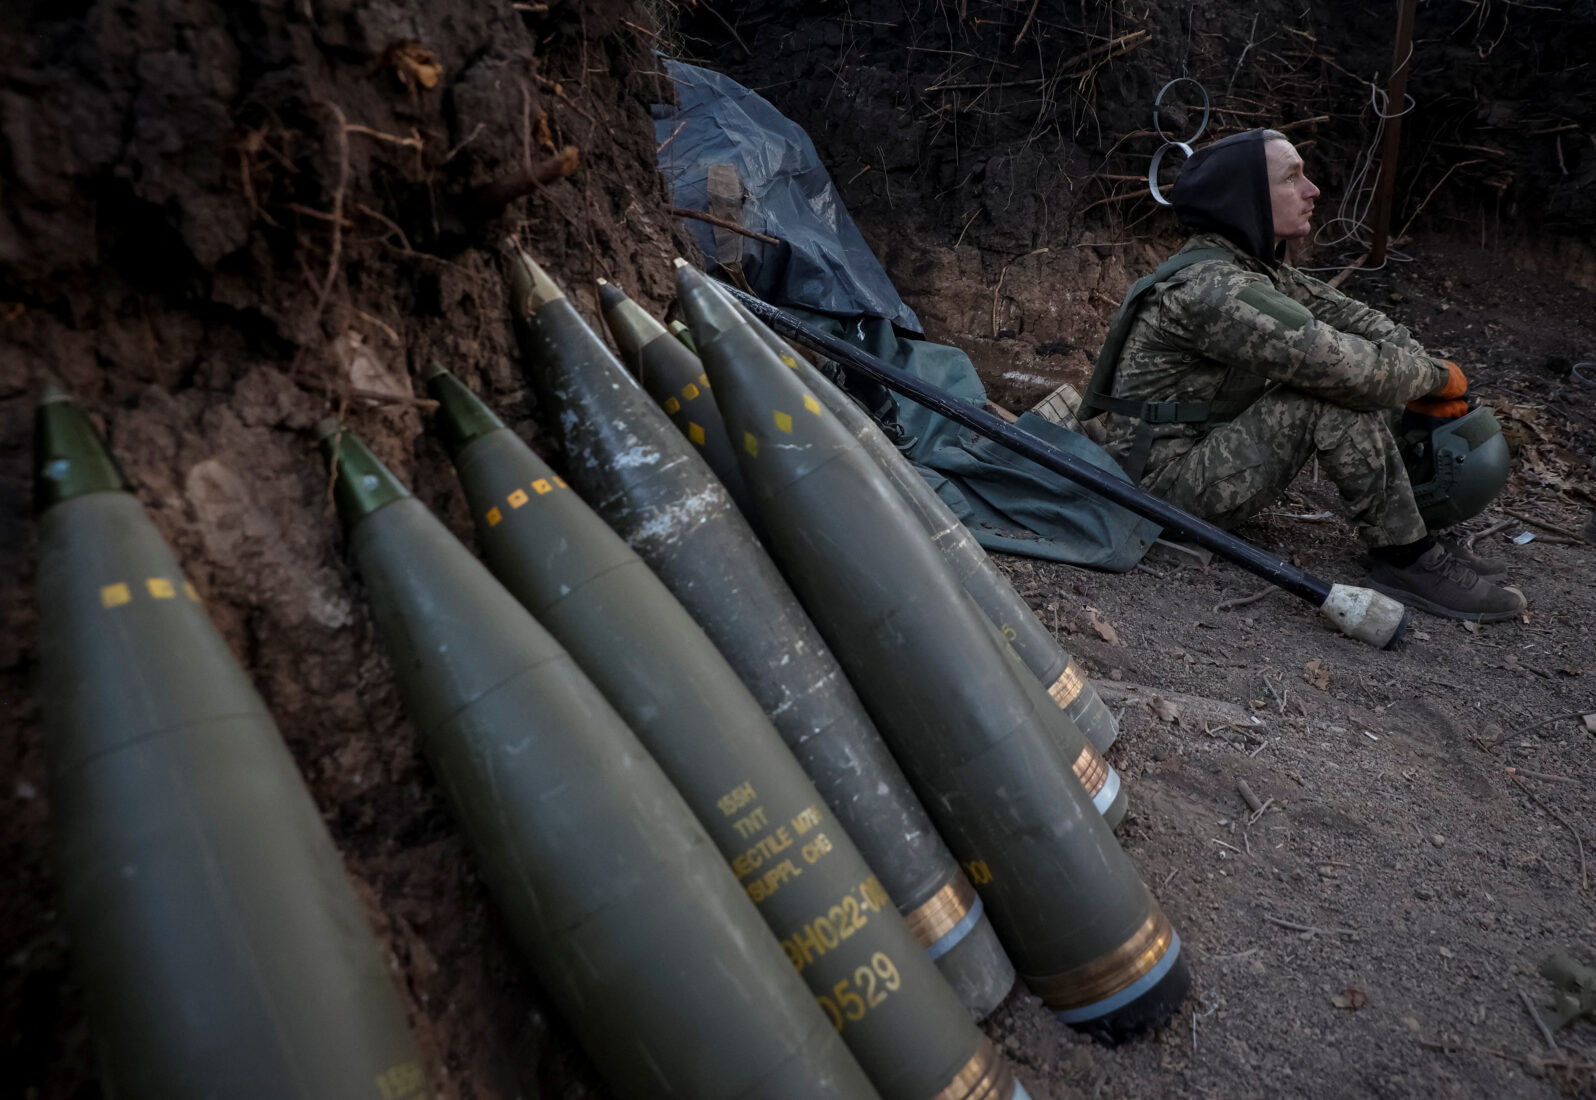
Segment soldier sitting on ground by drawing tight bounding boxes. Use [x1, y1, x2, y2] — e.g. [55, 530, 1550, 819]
[1083, 128, 1523, 622]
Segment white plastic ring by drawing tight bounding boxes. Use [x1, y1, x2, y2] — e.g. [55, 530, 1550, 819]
[1153, 77, 1210, 145]
[1148, 141, 1193, 206]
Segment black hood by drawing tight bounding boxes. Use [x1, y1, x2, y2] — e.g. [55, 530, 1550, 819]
[1170, 129, 1275, 261]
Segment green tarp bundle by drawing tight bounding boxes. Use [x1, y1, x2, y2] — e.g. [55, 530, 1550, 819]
[793, 311, 1158, 571]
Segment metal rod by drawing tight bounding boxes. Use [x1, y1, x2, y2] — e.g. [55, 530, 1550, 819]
[1368, 0, 1419, 267]
[720, 285, 1335, 607]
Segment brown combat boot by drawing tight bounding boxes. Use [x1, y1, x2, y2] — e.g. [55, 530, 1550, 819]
[1366, 544, 1525, 623]
[1437, 536, 1509, 581]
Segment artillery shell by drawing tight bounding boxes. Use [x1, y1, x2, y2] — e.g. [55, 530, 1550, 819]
[429, 365, 1018, 1100]
[596, 277, 756, 517]
[678, 263, 1188, 1042]
[320, 422, 878, 1100]
[503, 243, 1015, 1021]
[33, 384, 428, 1100]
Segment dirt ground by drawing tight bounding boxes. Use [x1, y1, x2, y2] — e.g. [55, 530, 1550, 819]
[964, 236, 1596, 1100]
[3, 1, 1595, 1098]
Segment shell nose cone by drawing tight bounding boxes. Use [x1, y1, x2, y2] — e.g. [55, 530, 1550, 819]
[38, 373, 71, 405]
[671, 260, 745, 342]
[317, 423, 412, 528]
[33, 383, 130, 511]
[595, 280, 669, 367]
[595, 278, 626, 311]
[502, 241, 567, 312]
[425, 367, 506, 456]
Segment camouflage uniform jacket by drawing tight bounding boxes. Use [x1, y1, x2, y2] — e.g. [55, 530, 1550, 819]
[1102, 232, 1452, 479]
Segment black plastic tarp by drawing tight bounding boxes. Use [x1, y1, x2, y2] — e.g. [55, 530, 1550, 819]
[654, 60, 1157, 570]
[653, 59, 922, 332]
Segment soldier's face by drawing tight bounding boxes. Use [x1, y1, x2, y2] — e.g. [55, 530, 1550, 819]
[1266, 139, 1320, 240]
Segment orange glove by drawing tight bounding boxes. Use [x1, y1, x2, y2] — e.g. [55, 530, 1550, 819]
[1406, 360, 1468, 418]
[1432, 360, 1468, 398]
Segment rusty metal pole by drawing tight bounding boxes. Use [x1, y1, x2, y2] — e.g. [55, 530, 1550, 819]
[1368, 0, 1419, 267]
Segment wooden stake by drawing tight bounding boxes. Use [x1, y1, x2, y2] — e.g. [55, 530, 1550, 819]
[1369, 0, 1419, 267]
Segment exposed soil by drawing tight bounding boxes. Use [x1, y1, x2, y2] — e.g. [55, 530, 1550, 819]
[3, 1, 1595, 1099]
[0, 2, 694, 1096]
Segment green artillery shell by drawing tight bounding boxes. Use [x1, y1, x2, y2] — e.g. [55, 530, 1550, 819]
[319, 422, 877, 1100]
[32, 385, 428, 1100]
[669, 318, 700, 352]
[504, 243, 1015, 1022]
[597, 277, 756, 517]
[732, 304, 1121, 755]
[429, 366, 1018, 1100]
[677, 263, 1189, 1042]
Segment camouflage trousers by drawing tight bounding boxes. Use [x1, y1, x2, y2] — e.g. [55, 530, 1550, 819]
[1144, 387, 1428, 548]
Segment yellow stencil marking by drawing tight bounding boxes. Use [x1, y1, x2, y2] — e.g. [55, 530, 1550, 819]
[688, 422, 706, 445]
[664, 397, 681, 414]
[100, 583, 132, 609]
[781, 354, 798, 369]
[553, 476, 568, 488]
[146, 578, 176, 600]
[774, 410, 794, 434]
[532, 478, 553, 495]
[682, 383, 700, 401]
[698, 373, 710, 388]
[804, 393, 822, 416]
[744, 431, 759, 457]
[507, 489, 529, 509]
[486, 506, 503, 527]
[183, 581, 200, 602]
[375, 1060, 427, 1100]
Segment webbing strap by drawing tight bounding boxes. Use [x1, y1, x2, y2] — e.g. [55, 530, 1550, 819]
[1078, 246, 1237, 481]
[1087, 394, 1245, 424]
[1079, 246, 1231, 422]
[1122, 424, 1156, 485]
[1108, 393, 1255, 483]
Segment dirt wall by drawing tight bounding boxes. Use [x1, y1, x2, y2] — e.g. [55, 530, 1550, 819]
[0, 1, 698, 1095]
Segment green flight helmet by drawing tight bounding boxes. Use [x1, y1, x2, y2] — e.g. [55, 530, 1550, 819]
[1401, 405, 1510, 530]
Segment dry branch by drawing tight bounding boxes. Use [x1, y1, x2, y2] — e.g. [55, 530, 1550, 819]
[668, 207, 780, 245]
[307, 103, 350, 343]
[472, 146, 581, 210]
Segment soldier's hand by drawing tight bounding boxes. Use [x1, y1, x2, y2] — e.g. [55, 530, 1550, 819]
[1430, 360, 1468, 398]
[1408, 360, 1468, 418]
